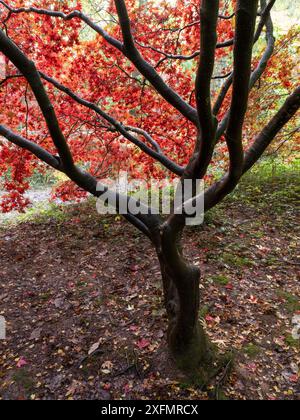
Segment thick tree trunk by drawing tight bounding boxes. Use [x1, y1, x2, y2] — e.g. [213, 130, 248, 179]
[155, 225, 214, 379]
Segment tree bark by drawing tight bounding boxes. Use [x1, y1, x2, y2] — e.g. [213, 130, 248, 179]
[155, 225, 214, 379]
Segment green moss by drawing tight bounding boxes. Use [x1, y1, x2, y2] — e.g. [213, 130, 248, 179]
[203, 207, 225, 226]
[265, 256, 279, 265]
[12, 369, 35, 395]
[171, 327, 235, 394]
[277, 290, 300, 313]
[199, 305, 210, 320]
[77, 280, 88, 287]
[39, 291, 52, 301]
[94, 297, 103, 308]
[221, 252, 253, 268]
[251, 231, 265, 239]
[215, 389, 228, 400]
[243, 343, 261, 358]
[210, 274, 230, 286]
[171, 325, 216, 386]
[285, 334, 300, 348]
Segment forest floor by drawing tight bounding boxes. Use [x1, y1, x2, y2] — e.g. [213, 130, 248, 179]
[0, 163, 299, 400]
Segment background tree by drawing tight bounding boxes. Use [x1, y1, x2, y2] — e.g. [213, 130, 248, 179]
[0, 0, 299, 378]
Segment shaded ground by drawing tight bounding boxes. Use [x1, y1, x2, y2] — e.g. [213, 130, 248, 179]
[0, 167, 299, 400]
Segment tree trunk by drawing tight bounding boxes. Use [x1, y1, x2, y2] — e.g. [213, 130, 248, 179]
[155, 225, 214, 380]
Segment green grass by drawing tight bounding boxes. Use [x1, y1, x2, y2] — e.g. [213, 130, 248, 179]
[1, 157, 298, 230]
[1, 168, 56, 190]
[203, 158, 299, 226]
[17, 203, 69, 225]
[203, 206, 226, 226]
[0, 196, 98, 228]
[29, 169, 57, 189]
[228, 158, 299, 210]
[0, 202, 70, 228]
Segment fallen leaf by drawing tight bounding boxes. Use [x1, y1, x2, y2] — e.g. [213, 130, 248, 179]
[136, 338, 150, 350]
[88, 341, 100, 355]
[17, 357, 27, 368]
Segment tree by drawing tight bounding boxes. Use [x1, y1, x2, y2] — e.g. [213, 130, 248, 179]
[0, 0, 299, 379]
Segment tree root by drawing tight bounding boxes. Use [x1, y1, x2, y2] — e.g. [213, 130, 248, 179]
[176, 348, 235, 396]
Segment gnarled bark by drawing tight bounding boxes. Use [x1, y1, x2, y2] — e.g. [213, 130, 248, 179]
[154, 225, 214, 379]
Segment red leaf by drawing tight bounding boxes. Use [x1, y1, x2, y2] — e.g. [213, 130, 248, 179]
[16, 357, 28, 368]
[289, 374, 299, 383]
[205, 315, 215, 323]
[136, 338, 150, 349]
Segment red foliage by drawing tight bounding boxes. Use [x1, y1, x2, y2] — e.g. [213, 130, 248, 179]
[0, 0, 298, 211]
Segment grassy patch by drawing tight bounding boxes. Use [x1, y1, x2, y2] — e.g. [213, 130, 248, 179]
[203, 206, 226, 226]
[29, 169, 57, 189]
[228, 158, 299, 212]
[18, 203, 69, 224]
[0, 203, 70, 228]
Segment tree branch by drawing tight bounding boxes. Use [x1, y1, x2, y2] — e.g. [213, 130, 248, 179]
[213, 73, 233, 116]
[0, 125, 61, 169]
[113, 0, 198, 125]
[243, 86, 300, 172]
[0, 73, 21, 86]
[193, 0, 219, 178]
[0, 28, 75, 172]
[0, 123, 158, 238]
[0, 0, 198, 125]
[39, 72, 184, 176]
[1, 69, 183, 175]
[136, 37, 234, 65]
[251, 0, 276, 86]
[0, 0, 123, 51]
[224, 0, 259, 181]
[168, 86, 299, 231]
[213, 0, 276, 121]
[0, 28, 162, 238]
[205, 86, 300, 211]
